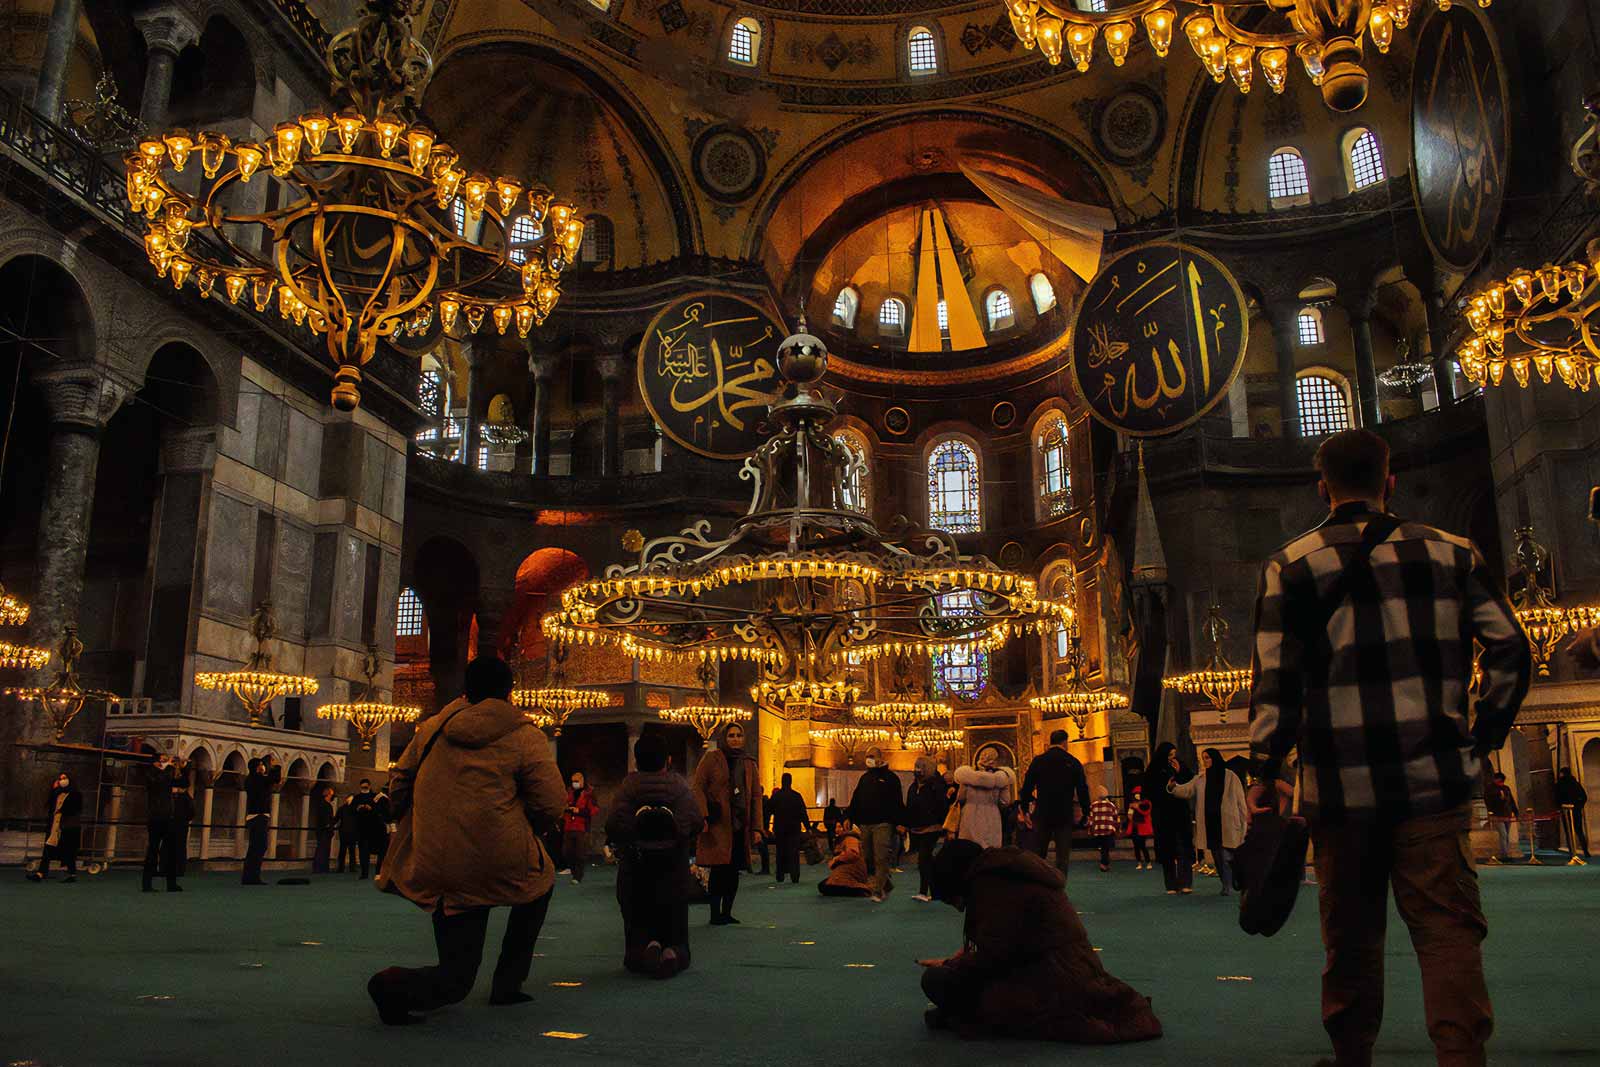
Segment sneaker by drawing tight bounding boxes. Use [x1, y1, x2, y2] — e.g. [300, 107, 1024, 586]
[1098, 864, 1109, 872]
[1180, 888, 1194, 895]
[911, 894, 932, 902]
[557, 869, 572, 876]
[1165, 890, 1178, 895]
[656, 948, 679, 979]
[870, 892, 885, 903]
[570, 878, 580, 886]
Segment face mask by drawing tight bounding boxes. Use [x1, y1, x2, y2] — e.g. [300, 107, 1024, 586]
[570, 781, 581, 790]
[864, 758, 879, 768]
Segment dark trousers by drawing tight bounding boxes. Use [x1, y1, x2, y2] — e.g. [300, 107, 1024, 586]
[562, 830, 587, 881]
[922, 962, 983, 1020]
[773, 831, 802, 884]
[707, 863, 739, 919]
[1154, 818, 1194, 891]
[1131, 835, 1151, 864]
[913, 831, 943, 896]
[1098, 834, 1114, 866]
[618, 855, 690, 974]
[374, 831, 390, 875]
[1565, 806, 1590, 856]
[358, 838, 377, 879]
[312, 831, 333, 873]
[40, 834, 79, 878]
[756, 837, 770, 874]
[1313, 806, 1490, 1067]
[143, 818, 182, 889]
[376, 891, 553, 1011]
[1034, 820, 1073, 880]
[338, 838, 357, 873]
[242, 816, 269, 884]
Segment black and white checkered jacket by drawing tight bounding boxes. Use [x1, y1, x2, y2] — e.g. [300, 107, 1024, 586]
[1248, 502, 1531, 823]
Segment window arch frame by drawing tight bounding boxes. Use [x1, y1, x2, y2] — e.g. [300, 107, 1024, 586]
[877, 296, 907, 337]
[984, 287, 1015, 332]
[832, 286, 860, 329]
[925, 435, 983, 533]
[396, 587, 425, 637]
[1033, 411, 1073, 521]
[1296, 305, 1326, 346]
[1296, 367, 1355, 436]
[727, 16, 762, 67]
[931, 590, 990, 701]
[1342, 126, 1386, 192]
[1038, 563, 1076, 685]
[1267, 146, 1311, 208]
[906, 25, 940, 75]
[1029, 272, 1057, 314]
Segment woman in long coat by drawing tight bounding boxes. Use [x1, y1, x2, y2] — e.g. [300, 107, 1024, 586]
[30, 772, 82, 882]
[817, 824, 873, 897]
[691, 721, 761, 925]
[1166, 747, 1249, 894]
[1145, 742, 1195, 895]
[952, 748, 1014, 849]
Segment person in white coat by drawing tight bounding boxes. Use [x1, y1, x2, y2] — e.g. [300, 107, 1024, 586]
[1166, 747, 1248, 895]
[953, 748, 1014, 849]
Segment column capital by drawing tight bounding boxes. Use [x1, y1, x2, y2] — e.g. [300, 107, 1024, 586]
[596, 353, 627, 383]
[132, 5, 202, 56]
[35, 369, 134, 431]
[528, 352, 558, 381]
[158, 426, 216, 473]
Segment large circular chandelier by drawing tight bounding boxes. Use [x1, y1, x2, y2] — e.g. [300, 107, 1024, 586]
[4, 627, 117, 741]
[661, 703, 754, 741]
[1004, 0, 1478, 112]
[541, 319, 1073, 720]
[1030, 625, 1128, 735]
[128, 0, 582, 411]
[1162, 600, 1252, 722]
[854, 701, 952, 741]
[1458, 247, 1598, 392]
[510, 646, 609, 736]
[194, 602, 318, 727]
[317, 645, 419, 750]
[809, 725, 891, 763]
[1507, 526, 1600, 678]
[906, 726, 968, 756]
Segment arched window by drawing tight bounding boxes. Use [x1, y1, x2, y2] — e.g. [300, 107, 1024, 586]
[936, 299, 949, 335]
[396, 588, 424, 637]
[1030, 272, 1057, 314]
[878, 297, 906, 336]
[728, 17, 760, 65]
[1297, 306, 1325, 346]
[1267, 147, 1311, 205]
[1346, 127, 1385, 191]
[507, 214, 542, 265]
[908, 27, 939, 74]
[1036, 414, 1072, 517]
[1296, 372, 1352, 436]
[1079, 0, 1108, 10]
[927, 438, 981, 533]
[932, 591, 989, 699]
[832, 286, 859, 329]
[579, 215, 613, 267]
[834, 429, 871, 513]
[985, 288, 1014, 331]
[450, 196, 467, 236]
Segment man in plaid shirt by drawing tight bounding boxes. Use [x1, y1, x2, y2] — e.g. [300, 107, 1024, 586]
[1246, 429, 1529, 1067]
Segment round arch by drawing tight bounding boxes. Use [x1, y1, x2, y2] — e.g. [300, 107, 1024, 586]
[504, 548, 590, 662]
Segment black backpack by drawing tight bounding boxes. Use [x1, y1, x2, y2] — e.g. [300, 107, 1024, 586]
[630, 805, 682, 870]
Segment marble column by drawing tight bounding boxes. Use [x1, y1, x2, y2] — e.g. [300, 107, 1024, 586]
[1266, 304, 1302, 439]
[528, 354, 556, 476]
[267, 791, 281, 859]
[626, 720, 641, 772]
[298, 792, 311, 859]
[199, 785, 214, 860]
[143, 427, 215, 701]
[598, 355, 625, 478]
[1348, 295, 1381, 429]
[132, 8, 200, 128]
[32, 0, 82, 122]
[459, 343, 483, 467]
[1424, 287, 1456, 406]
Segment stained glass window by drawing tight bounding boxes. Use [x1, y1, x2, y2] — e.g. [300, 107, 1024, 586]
[927, 439, 981, 532]
[833, 287, 858, 328]
[450, 196, 467, 236]
[417, 369, 442, 441]
[1030, 273, 1056, 313]
[1037, 416, 1071, 516]
[932, 591, 989, 699]
[1297, 374, 1351, 436]
[1268, 149, 1310, 201]
[396, 588, 423, 637]
[936, 299, 949, 334]
[1349, 129, 1385, 190]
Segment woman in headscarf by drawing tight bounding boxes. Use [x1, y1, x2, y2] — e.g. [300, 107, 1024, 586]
[817, 821, 873, 897]
[30, 772, 82, 882]
[952, 747, 1013, 849]
[918, 839, 1162, 1043]
[1166, 747, 1249, 895]
[691, 721, 761, 925]
[1144, 742, 1194, 895]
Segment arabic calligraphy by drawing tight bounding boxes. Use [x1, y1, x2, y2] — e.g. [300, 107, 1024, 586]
[639, 293, 785, 459]
[1070, 242, 1247, 437]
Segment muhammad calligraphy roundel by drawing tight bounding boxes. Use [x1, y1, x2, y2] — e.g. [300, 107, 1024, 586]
[1410, 4, 1508, 273]
[1068, 242, 1247, 437]
[637, 292, 785, 459]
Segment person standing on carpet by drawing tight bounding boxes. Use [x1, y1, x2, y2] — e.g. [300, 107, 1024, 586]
[848, 745, 904, 902]
[311, 784, 336, 874]
[1088, 786, 1120, 872]
[371, 785, 393, 876]
[1486, 772, 1519, 860]
[1555, 767, 1589, 857]
[905, 757, 952, 901]
[823, 797, 843, 850]
[766, 772, 810, 885]
[692, 721, 761, 925]
[350, 778, 381, 879]
[336, 793, 360, 874]
[1019, 729, 1091, 880]
[1246, 428, 1530, 1067]
[918, 841, 1162, 1043]
[1124, 786, 1154, 870]
[370, 655, 567, 1024]
[606, 733, 703, 977]
[560, 770, 600, 884]
[30, 772, 82, 883]
[1145, 743, 1194, 895]
[1165, 748, 1247, 894]
[241, 755, 281, 886]
[953, 748, 1012, 851]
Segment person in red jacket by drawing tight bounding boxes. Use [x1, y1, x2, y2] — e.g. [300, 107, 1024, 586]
[561, 770, 601, 884]
[1125, 786, 1154, 871]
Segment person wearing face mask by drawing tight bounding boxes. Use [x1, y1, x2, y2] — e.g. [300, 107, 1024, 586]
[904, 757, 952, 902]
[848, 746, 905, 902]
[692, 721, 761, 925]
[30, 772, 83, 883]
[560, 770, 601, 885]
[953, 748, 1014, 851]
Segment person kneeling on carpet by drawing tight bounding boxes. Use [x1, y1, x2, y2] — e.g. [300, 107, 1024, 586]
[368, 655, 567, 1025]
[817, 821, 873, 897]
[605, 732, 703, 978]
[918, 840, 1163, 1044]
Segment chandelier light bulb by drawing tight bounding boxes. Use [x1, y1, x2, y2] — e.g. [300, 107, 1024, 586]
[273, 122, 303, 170]
[492, 304, 513, 334]
[169, 258, 192, 290]
[1103, 22, 1133, 66]
[465, 303, 486, 333]
[1202, 36, 1228, 82]
[162, 130, 193, 172]
[495, 178, 523, 216]
[1227, 44, 1254, 92]
[142, 184, 165, 218]
[515, 304, 535, 337]
[1369, 5, 1395, 52]
[1066, 22, 1096, 72]
[252, 276, 273, 312]
[1184, 15, 1215, 58]
[334, 110, 365, 153]
[439, 298, 461, 331]
[1296, 41, 1326, 85]
[373, 114, 405, 157]
[1143, 7, 1175, 57]
[198, 132, 230, 178]
[1391, 0, 1414, 26]
[1260, 47, 1290, 93]
[225, 274, 247, 305]
[462, 175, 490, 220]
[1034, 14, 1065, 64]
[298, 112, 330, 154]
[435, 167, 463, 208]
[406, 126, 434, 172]
[235, 142, 264, 182]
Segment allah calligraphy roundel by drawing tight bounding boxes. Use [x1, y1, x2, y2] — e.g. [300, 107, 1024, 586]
[1410, 4, 1509, 273]
[637, 292, 786, 459]
[1068, 241, 1247, 437]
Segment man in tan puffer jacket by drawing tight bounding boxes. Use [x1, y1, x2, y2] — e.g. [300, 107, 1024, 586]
[369, 656, 566, 1024]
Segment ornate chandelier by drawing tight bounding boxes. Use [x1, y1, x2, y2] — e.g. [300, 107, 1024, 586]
[194, 602, 318, 727]
[660, 703, 754, 741]
[540, 320, 1073, 720]
[317, 645, 419, 750]
[510, 645, 608, 736]
[906, 726, 968, 756]
[1376, 339, 1436, 391]
[4, 627, 116, 741]
[1508, 526, 1600, 677]
[1030, 625, 1128, 736]
[854, 700, 952, 742]
[127, 0, 582, 411]
[1004, 0, 1478, 112]
[480, 394, 529, 449]
[809, 725, 890, 764]
[0, 581, 30, 627]
[1162, 600, 1253, 722]
[1458, 245, 1598, 392]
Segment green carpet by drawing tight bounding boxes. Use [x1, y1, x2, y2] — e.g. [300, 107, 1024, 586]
[3, 860, 1596, 1065]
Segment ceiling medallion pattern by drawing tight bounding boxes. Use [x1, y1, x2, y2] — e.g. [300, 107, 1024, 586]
[690, 124, 770, 204]
[1093, 85, 1165, 166]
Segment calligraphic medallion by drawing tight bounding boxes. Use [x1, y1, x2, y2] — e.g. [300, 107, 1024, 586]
[1069, 242, 1247, 437]
[637, 292, 784, 459]
[1410, 4, 1508, 273]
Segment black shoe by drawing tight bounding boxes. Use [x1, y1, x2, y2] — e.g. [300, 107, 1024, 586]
[656, 948, 680, 979]
[489, 991, 533, 1006]
[723, 914, 741, 925]
[924, 1008, 952, 1031]
[62, 875, 77, 883]
[639, 940, 664, 972]
[367, 972, 422, 1026]
[708, 915, 731, 926]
